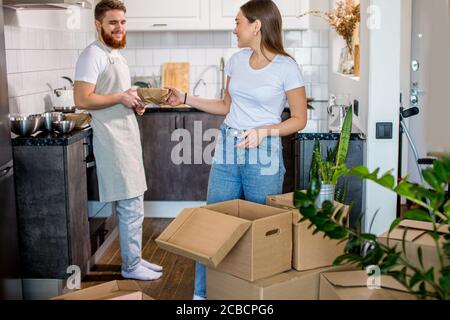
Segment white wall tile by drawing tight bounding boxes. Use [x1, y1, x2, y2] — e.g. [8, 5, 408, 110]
[312, 48, 328, 65]
[136, 49, 154, 66]
[320, 65, 328, 83]
[302, 30, 320, 47]
[196, 31, 214, 48]
[161, 32, 178, 48]
[153, 49, 170, 66]
[177, 32, 197, 48]
[170, 49, 189, 62]
[197, 65, 219, 84]
[121, 49, 136, 66]
[301, 119, 319, 132]
[126, 32, 143, 48]
[302, 65, 320, 83]
[213, 32, 230, 48]
[284, 31, 301, 48]
[4, 26, 12, 50]
[5, 50, 17, 74]
[188, 49, 206, 66]
[295, 48, 312, 65]
[320, 30, 329, 48]
[205, 48, 223, 66]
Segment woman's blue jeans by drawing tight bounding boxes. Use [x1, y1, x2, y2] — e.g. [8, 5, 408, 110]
[194, 123, 286, 298]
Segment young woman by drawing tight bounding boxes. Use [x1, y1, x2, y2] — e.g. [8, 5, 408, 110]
[166, 0, 307, 300]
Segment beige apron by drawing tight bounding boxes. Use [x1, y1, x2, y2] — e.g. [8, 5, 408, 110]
[90, 53, 147, 202]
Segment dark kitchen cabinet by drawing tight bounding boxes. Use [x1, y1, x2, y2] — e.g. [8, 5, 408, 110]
[12, 133, 91, 279]
[139, 111, 225, 201]
[295, 133, 366, 229]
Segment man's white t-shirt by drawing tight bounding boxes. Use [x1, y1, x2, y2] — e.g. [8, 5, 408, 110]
[224, 48, 305, 130]
[74, 40, 123, 85]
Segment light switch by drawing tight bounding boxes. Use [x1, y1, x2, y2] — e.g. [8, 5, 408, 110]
[376, 122, 393, 139]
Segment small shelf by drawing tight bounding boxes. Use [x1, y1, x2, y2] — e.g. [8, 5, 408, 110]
[334, 71, 360, 82]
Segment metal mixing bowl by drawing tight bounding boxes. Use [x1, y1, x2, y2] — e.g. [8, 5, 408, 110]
[29, 114, 44, 132]
[43, 112, 65, 131]
[52, 120, 76, 134]
[9, 115, 40, 136]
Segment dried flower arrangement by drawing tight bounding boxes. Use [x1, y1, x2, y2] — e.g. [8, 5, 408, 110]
[299, 0, 361, 55]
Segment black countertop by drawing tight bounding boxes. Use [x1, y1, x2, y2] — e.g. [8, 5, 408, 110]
[11, 127, 92, 147]
[144, 107, 293, 113]
[297, 132, 366, 141]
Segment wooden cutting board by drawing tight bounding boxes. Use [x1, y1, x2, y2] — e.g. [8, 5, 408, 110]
[161, 63, 190, 94]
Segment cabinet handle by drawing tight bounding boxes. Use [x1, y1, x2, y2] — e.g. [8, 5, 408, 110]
[85, 161, 96, 169]
[153, 23, 168, 27]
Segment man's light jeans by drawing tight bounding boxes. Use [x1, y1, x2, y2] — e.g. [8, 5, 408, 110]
[116, 195, 145, 272]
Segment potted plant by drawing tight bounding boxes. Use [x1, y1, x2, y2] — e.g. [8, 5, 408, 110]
[299, 0, 360, 74]
[294, 157, 450, 300]
[310, 105, 353, 208]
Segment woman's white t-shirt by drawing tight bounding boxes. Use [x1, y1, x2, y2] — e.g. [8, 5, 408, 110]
[224, 48, 305, 130]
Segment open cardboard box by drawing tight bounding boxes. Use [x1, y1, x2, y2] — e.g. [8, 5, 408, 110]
[378, 219, 450, 279]
[319, 270, 417, 300]
[266, 192, 349, 271]
[51, 280, 153, 300]
[207, 264, 356, 300]
[156, 199, 292, 281]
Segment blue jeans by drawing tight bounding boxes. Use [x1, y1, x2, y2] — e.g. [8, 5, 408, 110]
[194, 123, 286, 298]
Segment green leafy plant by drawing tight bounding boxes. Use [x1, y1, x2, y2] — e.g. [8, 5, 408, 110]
[294, 157, 450, 300]
[310, 105, 353, 186]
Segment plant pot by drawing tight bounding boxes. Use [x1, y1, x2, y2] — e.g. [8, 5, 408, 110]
[315, 184, 335, 209]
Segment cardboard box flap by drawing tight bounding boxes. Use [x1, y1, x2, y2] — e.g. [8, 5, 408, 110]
[322, 271, 409, 292]
[51, 281, 141, 300]
[380, 220, 450, 242]
[204, 199, 287, 221]
[266, 192, 348, 225]
[156, 207, 252, 267]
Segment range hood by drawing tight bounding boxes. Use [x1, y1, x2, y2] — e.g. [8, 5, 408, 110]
[3, 0, 92, 10]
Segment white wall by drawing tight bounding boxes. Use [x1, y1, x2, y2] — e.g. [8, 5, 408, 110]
[328, 0, 403, 234]
[3, 7, 95, 115]
[3, 5, 330, 131]
[364, 0, 402, 235]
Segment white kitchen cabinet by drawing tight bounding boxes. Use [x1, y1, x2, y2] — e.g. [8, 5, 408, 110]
[210, 0, 328, 30]
[124, 0, 209, 31]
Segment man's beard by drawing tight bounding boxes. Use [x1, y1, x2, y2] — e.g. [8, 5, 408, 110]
[101, 27, 126, 49]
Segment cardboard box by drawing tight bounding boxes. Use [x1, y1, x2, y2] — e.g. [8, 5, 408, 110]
[207, 264, 356, 300]
[319, 270, 417, 300]
[51, 280, 153, 300]
[156, 199, 292, 281]
[266, 192, 349, 271]
[378, 220, 449, 278]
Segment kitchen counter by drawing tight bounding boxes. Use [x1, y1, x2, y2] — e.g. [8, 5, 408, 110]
[298, 132, 366, 141]
[11, 127, 92, 147]
[144, 107, 292, 113]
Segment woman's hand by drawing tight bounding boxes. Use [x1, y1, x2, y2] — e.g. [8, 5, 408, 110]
[236, 128, 268, 149]
[165, 86, 186, 107]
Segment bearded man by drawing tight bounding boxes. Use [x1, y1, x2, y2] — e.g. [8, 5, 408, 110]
[74, 0, 162, 281]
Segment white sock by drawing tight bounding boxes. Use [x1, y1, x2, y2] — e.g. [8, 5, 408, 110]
[141, 259, 163, 272]
[193, 294, 206, 300]
[121, 265, 162, 281]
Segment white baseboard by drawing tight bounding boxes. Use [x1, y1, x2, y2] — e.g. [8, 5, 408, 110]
[143, 201, 206, 218]
[88, 201, 206, 218]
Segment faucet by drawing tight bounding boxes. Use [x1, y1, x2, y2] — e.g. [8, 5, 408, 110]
[193, 78, 206, 96]
[219, 57, 226, 99]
